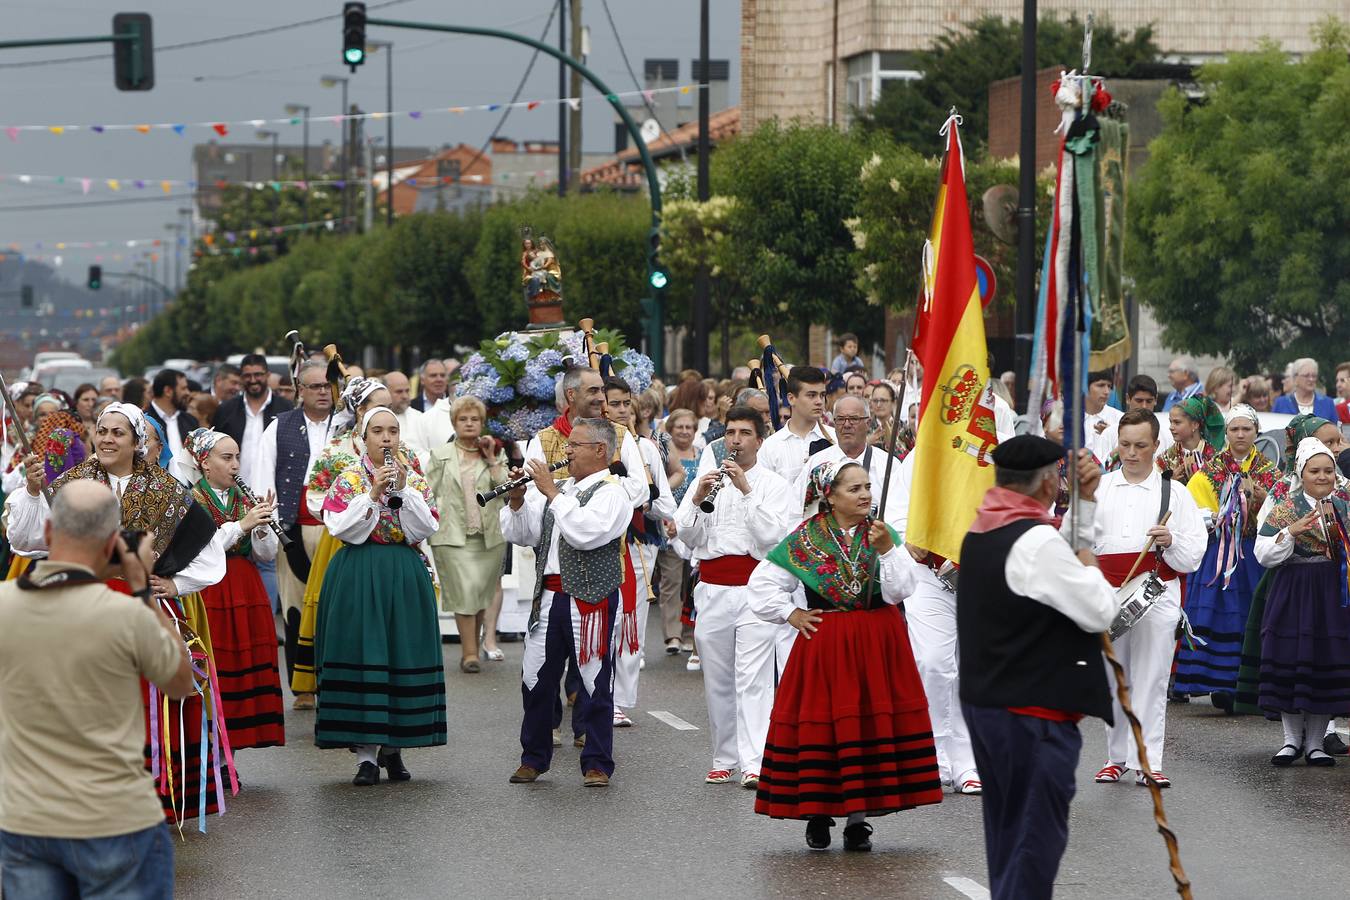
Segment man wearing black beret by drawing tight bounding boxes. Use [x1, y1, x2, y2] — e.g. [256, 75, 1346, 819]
[955, 435, 1118, 900]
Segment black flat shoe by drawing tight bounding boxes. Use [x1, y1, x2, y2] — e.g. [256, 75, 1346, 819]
[1306, 748, 1336, 768]
[1271, 744, 1303, 767]
[843, 821, 874, 852]
[378, 750, 411, 782]
[1323, 732, 1349, 756]
[805, 816, 833, 850]
[1210, 692, 1235, 714]
[353, 761, 380, 786]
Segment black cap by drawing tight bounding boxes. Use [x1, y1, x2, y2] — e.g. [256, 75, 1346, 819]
[991, 434, 1065, 472]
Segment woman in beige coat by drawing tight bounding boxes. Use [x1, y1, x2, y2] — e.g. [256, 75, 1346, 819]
[426, 396, 509, 673]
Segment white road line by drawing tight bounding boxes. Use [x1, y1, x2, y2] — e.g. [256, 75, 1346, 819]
[647, 710, 699, 731]
[943, 876, 990, 899]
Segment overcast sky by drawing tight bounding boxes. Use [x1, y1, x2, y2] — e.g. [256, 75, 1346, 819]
[0, 0, 740, 276]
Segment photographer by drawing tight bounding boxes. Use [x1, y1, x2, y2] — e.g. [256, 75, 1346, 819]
[0, 480, 192, 899]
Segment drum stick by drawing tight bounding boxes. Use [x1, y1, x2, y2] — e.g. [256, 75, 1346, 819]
[1120, 510, 1172, 586]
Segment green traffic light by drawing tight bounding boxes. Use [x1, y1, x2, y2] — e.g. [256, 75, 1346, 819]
[344, 47, 365, 65]
[650, 270, 668, 290]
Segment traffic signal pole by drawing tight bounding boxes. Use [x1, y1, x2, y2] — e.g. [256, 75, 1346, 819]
[361, 14, 666, 372]
[0, 14, 153, 90]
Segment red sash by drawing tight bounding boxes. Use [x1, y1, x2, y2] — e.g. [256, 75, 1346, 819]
[1008, 706, 1085, 723]
[699, 554, 759, 586]
[1096, 551, 1179, 589]
[296, 487, 320, 527]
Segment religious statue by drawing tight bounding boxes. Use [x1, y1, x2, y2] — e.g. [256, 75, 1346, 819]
[521, 229, 564, 329]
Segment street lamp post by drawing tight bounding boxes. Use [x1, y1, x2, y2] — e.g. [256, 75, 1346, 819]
[257, 129, 280, 228]
[321, 75, 350, 231]
[366, 40, 394, 226]
[284, 103, 311, 225]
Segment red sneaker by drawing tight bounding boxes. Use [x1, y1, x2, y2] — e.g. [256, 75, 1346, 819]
[1094, 764, 1127, 783]
[705, 769, 734, 784]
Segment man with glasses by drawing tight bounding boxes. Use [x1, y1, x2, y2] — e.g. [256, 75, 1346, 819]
[502, 418, 632, 788]
[1162, 357, 1204, 412]
[792, 395, 904, 527]
[253, 361, 333, 709]
[214, 353, 293, 490]
[1274, 357, 1337, 419]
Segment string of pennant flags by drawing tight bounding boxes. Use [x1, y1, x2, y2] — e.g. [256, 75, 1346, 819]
[0, 84, 697, 141]
[1, 216, 355, 263]
[0, 166, 571, 195]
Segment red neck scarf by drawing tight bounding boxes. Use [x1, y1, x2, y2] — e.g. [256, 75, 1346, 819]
[969, 486, 1059, 534]
[552, 410, 574, 438]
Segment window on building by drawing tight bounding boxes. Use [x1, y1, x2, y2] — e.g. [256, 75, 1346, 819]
[844, 51, 922, 119]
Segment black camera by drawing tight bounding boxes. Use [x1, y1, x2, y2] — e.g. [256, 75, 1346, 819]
[120, 529, 145, 556]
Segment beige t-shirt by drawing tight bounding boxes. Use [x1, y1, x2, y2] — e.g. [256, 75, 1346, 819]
[0, 561, 183, 838]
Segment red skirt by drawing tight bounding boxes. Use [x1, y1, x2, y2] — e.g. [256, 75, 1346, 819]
[200, 555, 286, 750]
[755, 605, 944, 820]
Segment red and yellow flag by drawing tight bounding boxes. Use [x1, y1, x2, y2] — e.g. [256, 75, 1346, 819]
[907, 117, 996, 563]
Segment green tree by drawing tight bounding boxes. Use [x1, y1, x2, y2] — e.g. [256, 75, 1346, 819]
[855, 14, 1159, 154]
[1129, 24, 1350, 372]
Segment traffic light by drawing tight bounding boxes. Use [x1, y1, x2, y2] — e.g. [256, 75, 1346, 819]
[646, 226, 669, 290]
[112, 13, 154, 91]
[342, 3, 367, 71]
[20, 285, 32, 308]
[87, 265, 102, 290]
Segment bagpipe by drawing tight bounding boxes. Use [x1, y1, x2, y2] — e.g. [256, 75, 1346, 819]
[754, 334, 794, 432]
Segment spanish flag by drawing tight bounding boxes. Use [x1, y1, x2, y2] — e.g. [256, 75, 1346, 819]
[907, 115, 996, 563]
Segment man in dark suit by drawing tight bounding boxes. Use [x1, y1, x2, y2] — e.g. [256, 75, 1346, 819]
[213, 353, 293, 489]
[144, 368, 198, 459]
[411, 358, 449, 412]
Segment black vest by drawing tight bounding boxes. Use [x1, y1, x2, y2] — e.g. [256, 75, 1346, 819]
[956, 519, 1113, 724]
[274, 408, 319, 529]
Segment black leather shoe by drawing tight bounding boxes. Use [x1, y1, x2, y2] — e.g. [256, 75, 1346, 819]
[1323, 732, 1349, 756]
[843, 821, 874, 852]
[1271, 744, 1303, 767]
[352, 761, 380, 786]
[805, 816, 833, 850]
[1210, 692, 1235, 714]
[378, 750, 411, 782]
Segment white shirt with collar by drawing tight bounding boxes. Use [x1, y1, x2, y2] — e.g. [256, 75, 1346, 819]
[253, 411, 333, 498]
[1095, 416, 1173, 463]
[1004, 502, 1118, 634]
[758, 419, 836, 486]
[1085, 404, 1123, 447]
[1092, 467, 1207, 592]
[153, 402, 184, 459]
[498, 469, 631, 575]
[673, 461, 795, 564]
[238, 391, 273, 489]
[421, 397, 455, 449]
[394, 406, 430, 469]
[791, 442, 906, 528]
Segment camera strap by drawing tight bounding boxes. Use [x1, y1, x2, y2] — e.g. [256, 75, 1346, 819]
[15, 567, 104, 591]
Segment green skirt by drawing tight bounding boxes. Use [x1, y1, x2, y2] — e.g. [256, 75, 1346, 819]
[314, 541, 447, 749]
[1233, 570, 1273, 716]
[432, 533, 506, 616]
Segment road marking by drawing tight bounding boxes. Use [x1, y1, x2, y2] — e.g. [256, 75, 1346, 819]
[648, 710, 698, 731]
[943, 876, 990, 899]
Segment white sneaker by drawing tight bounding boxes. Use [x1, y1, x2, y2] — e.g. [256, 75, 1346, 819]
[639, 657, 646, 670]
[613, 709, 633, 728]
[686, 654, 702, 672]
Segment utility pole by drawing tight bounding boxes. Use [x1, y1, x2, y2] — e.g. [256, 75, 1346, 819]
[349, 103, 361, 230]
[364, 134, 375, 232]
[568, 0, 583, 190]
[692, 0, 711, 375]
[557, 0, 567, 196]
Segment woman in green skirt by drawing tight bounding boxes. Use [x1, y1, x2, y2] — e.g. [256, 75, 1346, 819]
[316, 406, 446, 786]
[426, 396, 510, 673]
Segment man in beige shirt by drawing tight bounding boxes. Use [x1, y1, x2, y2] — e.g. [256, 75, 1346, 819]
[0, 480, 192, 899]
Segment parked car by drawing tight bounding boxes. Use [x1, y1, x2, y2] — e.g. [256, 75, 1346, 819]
[225, 354, 292, 378]
[46, 366, 118, 396]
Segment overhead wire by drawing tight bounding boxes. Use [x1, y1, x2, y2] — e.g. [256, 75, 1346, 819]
[599, 0, 684, 161]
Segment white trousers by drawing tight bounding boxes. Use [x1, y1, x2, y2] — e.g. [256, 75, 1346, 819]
[905, 579, 978, 784]
[1104, 583, 1182, 773]
[277, 524, 324, 616]
[694, 581, 780, 774]
[613, 542, 659, 710]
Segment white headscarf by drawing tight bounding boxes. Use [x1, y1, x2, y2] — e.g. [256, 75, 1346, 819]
[1225, 403, 1260, 427]
[96, 402, 148, 457]
[355, 405, 398, 458]
[1296, 436, 1336, 480]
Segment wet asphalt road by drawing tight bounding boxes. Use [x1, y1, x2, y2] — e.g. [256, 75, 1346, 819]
[175, 617, 1350, 900]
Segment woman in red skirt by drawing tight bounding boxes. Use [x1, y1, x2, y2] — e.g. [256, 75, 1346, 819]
[177, 427, 286, 751]
[747, 460, 943, 851]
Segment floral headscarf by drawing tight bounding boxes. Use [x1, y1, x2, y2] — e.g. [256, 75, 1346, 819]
[173, 427, 229, 484]
[1283, 414, 1332, 474]
[96, 402, 148, 457]
[31, 411, 86, 484]
[803, 459, 855, 511]
[1176, 396, 1226, 450]
[331, 376, 385, 434]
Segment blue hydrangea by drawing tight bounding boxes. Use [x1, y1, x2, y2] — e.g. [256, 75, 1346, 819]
[458, 352, 493, 381]
[456, 368, 514, 405]
[532, 348, 564, 371]
[617, 349, 654, 394]
[490, 403, 559, 441]
[519, 349, 564, 401]
[500, 341, 529, 362]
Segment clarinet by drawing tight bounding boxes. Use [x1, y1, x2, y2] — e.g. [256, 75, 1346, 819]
[383, 448, 404, 510]
[232, 475, 293, 547]
[476, 459, 568, 507]
[699, 449, 739, 513]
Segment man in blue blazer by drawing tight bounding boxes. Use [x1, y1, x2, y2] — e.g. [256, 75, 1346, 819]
[1273, 358, 1337, 419]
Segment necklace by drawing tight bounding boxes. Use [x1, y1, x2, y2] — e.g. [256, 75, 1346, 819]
[826, 516, 868, 594]
[455, 439, 481, 453]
